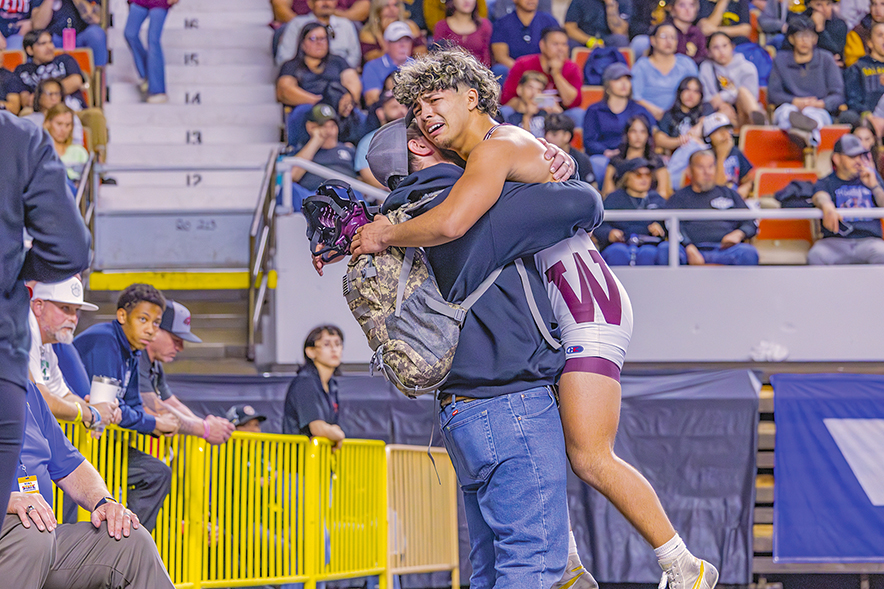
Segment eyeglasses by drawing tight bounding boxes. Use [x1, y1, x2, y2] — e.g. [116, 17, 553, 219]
[306, 35, 329, 42]
[43, 91, 62, 97]
[656, 34, 676, 40]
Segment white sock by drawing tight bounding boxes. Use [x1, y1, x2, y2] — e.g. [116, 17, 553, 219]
[568, 528, 578, 555]
[654, 533, 688, 570]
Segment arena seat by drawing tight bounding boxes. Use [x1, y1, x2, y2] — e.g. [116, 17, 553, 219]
[571, 47, 634, 72]
[1, 49, 24, 70]
[739, 126, 805, 168]
[571, 127, 583, 150]
[816, 125, 851, 153]
[752, 167, 819, 264]
[580, 85, 604, 109]
[55, 48, 95, 107]
[758, 86, 767, 109]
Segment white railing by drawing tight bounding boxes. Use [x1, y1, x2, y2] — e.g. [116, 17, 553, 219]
[604, 208, 884, 266]
[277, 157, 390, 211]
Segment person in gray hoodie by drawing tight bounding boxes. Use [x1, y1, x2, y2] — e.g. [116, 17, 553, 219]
[769, 15, 845, 147]
[699, 32, 766, 127]
[0, 110, 91, 532]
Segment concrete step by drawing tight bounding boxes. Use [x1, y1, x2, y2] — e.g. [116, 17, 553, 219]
[108, 170, 265, 188]
[106, 143, 279, 165]
[108, 82, 277, 106]
[153, 11, 270, 29]
[104, 103, 281, 126]
[106, 64, 277, 85]
[110, 125, 281, 145]
[97, 185, 259, 211]
[111, 46, 272, 69]
[109, 0, 268, 14]
[107, 26, 272, 51]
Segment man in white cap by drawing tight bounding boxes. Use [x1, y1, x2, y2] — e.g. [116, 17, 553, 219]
[139, 300, 235, 445]
[361, 20, 415, 105]
[28, 277, 122, 433]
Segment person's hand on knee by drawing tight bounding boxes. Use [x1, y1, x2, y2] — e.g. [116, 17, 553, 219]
[92, 498, 140, 540]
[7, 492, 56, 533]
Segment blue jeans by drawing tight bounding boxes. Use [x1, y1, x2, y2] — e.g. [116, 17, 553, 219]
[603, 242, 666, 265]
[440, 387, 568, 589]
[657, 241, 759, 265]
[123, 4, 168, 95]
[53, 25, 108, 67]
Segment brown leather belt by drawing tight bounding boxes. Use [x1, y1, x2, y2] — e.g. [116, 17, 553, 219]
[439, 395, 475, 409]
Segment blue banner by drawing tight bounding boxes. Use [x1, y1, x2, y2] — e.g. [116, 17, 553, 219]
[772, 373, 884, 563]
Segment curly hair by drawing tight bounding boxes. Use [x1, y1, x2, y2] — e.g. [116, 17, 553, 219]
[393, 48, 500, 116]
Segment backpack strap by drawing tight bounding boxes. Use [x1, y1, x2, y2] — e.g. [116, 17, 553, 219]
[514, 258, 562, 350]
[395, 247, 416, 318]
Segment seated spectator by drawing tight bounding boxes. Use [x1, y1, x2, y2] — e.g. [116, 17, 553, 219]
[597, 157, 673, 265]
[703, 111, 753, 197]
[282, 325, 346, 450]
[662, 149, 759, 265]
[852, 119, 884, 178]
[0, 381, 174, 588]
[36, 0, 108, 67]
[844, 0, 884, 66]
[277, 0, 370, 21]
[583, 62, 655, 184]
[808, 133, 884, 263]
[139, 300, 235, 445]
[359, 0, 425, 63]
[602, 115, 671, 195]
[277, 23, 363, 145]
[667, 0, 708, 64]
[631, 23, 699, 120]
[44, 104, 88, 191]
[838, 0, 867, 31]
[564, 0, 630, 48]
[769, 15, 844, 148]
[500, 70, 562, 137]
[847, 22, 884, 121]
[22, 78, 85, 146]
[796, 0, 847, 61]
[544, 113, 595, 184]
[74, 284, 179, 533]
[7, 29, 88, 113]
[28, 277, 120, 433]
[226, 405, 267, 433]
[362, 21, 413, 105]
[492, 0, 551, 20]
[490, 0, 558, 73]
[354, 90, 408, 188]
[292, 104, 357, 192]
[654, 75, 713, 152]
[697, 0, 752, 44]
[758, 0, 792, 47]
[423, 0, 486, 32]
[500, 27, 583, 115]
[699, 32, 766, 128]
[433, 0, 492, 67]
[276, 0, 361, 68]
[0, 65, 14, 112]
[0, 0, 40, 50]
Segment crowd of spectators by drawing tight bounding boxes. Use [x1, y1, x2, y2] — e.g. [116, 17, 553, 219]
[270, 0, 884, 265]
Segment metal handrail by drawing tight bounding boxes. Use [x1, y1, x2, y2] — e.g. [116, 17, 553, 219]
[75, 152, 94, 212]
[277, 157, 389, 211]
[602, 207, 884, 266]
[247, 147, 283, 360]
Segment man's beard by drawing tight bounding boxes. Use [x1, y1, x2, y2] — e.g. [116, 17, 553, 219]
[53, 325, 76, 345]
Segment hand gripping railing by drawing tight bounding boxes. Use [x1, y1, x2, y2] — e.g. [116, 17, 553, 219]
[603, 207, 884, 266]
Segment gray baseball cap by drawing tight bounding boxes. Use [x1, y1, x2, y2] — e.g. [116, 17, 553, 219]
[366, 118, 409, 190]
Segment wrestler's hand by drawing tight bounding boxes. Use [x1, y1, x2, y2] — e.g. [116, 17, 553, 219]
[538, 138, 575, 181]
[8, 492, 56, 532]
[93, 499, 140, 540]
[351, 216, 392, 256]
[312, 243, 345, 276]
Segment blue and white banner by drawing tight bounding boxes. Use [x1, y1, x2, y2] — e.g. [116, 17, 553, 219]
[772, 373, 884, 563]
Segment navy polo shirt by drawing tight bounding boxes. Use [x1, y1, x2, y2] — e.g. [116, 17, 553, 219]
[282, 363, 340, 437]
[74, 321, 157, 434]
[490, 10, 559, 60]
[13, 382, 84, 509]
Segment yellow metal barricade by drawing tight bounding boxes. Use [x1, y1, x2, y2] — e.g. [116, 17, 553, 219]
[53, 424, 442, 589]
[385, 445, 460, 589]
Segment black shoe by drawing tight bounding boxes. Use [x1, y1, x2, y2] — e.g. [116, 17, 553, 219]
[789, 111, 818, 132]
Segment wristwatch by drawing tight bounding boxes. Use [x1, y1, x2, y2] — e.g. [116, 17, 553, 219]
[93, 496, 116, 511]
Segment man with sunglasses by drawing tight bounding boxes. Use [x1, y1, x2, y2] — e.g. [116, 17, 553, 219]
[808, 134, 884, 264]
[276, 0, 360, 67]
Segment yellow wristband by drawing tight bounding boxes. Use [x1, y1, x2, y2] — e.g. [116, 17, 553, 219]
[76, 403, 83, 424]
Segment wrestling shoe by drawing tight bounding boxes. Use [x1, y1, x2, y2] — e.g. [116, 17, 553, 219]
[658, 554, 719, 589]
[551, 553, 599, 589]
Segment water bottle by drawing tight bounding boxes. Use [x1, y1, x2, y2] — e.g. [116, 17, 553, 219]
[62, 18, 76, 51]
[627, 234, 641, 266]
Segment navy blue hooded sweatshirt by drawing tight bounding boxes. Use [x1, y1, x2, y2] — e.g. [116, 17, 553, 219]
[0, 111, 91, 389]
[381, 164, 603, 398]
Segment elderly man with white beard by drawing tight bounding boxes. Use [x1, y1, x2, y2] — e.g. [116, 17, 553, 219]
[28, 277, 121, 433]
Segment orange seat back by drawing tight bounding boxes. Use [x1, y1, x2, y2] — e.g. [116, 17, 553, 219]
[55, 48, 94, 76]
[817, 125, 851, 153]
[739, 126, 805, 168]
[1, 50, 24, 71]
[580, 85, 604, 109]
[753, 168, 819, 244]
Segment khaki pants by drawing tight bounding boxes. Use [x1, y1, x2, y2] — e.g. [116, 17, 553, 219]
[0, 516, 174, 588]
[77, 108, 108, 162]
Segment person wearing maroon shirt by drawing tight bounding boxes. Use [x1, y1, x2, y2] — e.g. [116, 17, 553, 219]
[500, 26, 583, 110]
[433, 0, 492, 66]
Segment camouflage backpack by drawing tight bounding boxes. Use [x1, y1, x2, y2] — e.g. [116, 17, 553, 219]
[304, 181, 560, 398]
